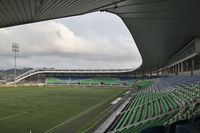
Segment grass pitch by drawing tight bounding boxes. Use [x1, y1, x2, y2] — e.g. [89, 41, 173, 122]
[0, 86, 124, 133]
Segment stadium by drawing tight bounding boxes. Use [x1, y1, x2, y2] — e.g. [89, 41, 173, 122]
[0, 0, 200, 133]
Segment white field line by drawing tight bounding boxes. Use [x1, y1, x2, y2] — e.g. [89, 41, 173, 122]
[43, 90, 124, 133]
[0, 111, 26, 121]
[43, 102, 104, 133]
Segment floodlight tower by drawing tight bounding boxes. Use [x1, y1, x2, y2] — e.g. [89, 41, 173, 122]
[12, 43, 19, 87]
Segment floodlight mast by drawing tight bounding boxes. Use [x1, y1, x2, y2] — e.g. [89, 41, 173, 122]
[12, 43, 19, 87]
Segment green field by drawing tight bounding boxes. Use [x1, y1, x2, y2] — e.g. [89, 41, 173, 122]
[0, 86, 124, 133]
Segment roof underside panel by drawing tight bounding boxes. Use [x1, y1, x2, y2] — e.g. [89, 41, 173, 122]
[0, 0, 119, 28]
[0, 0, 200, 73]
[107, 0, 200, 72]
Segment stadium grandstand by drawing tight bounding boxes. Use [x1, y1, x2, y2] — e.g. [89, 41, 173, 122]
[106, 76, 200, 133]
[1, 0, 200, 133]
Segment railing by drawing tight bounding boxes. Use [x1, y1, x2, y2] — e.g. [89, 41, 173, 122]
[168, 40, 196, 66]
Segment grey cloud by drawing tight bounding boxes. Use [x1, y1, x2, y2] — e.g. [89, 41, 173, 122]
[0, 12, 142, 70]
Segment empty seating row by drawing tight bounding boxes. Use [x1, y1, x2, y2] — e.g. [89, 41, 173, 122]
[107, 76, 200, 133]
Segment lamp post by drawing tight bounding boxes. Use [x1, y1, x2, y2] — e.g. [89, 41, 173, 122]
[12, 43, 19, 87]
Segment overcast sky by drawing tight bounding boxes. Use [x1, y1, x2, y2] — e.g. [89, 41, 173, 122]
[0, 12, 142, 70]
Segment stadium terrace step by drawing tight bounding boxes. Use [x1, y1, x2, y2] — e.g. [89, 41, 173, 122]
[107, 76, 200, 133]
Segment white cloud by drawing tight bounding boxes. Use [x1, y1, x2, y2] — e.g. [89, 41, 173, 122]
[0, 12, 142, 70]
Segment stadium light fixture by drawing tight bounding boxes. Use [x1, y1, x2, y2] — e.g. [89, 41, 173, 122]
[12, 42, 19, 87]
